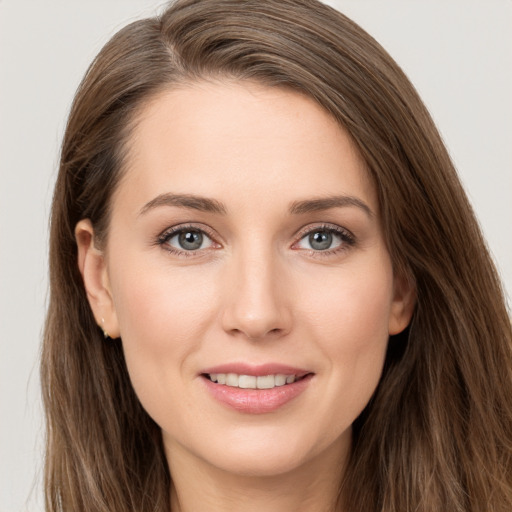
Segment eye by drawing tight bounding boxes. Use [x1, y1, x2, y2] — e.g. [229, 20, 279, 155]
[303, 230, 339, 251]
[297, 230, 341, 251]
[160, 227, 215, 252]
[294, 225, 354, 253]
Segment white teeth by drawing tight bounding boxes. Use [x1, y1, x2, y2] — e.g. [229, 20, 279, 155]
[226, 373, 239, 386]
[275, 374, 286, 386]
[207, 373, 298, 389]
[238, 375, 257, 389]
[256, 375, 275, 389]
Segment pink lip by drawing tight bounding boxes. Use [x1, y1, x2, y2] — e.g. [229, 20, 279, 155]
[201, 363, 311, 378]
[200, 363, 314, 414]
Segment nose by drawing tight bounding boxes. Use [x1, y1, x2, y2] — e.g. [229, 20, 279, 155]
[221, 247, 292, 341]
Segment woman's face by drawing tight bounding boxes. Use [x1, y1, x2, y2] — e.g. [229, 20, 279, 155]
[78, 81, 413, 477]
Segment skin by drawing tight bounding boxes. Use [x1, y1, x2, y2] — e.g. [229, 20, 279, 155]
[76, 81, 415, 512]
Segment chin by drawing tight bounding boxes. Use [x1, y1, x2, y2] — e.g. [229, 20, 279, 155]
[209, 447, 310, 478]
[191, 425, 350, 478]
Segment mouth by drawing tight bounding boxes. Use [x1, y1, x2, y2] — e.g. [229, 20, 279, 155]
[202, 372, 309, 389]
[200, 366, 314, 414]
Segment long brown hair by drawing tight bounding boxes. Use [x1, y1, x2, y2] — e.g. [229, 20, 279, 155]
[42, 0, 512, 510]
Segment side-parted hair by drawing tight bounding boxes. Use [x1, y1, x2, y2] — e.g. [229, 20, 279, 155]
[42, 1, 512, 510]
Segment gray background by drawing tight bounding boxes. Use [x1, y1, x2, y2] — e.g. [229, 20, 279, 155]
[1, 1, 511, 510]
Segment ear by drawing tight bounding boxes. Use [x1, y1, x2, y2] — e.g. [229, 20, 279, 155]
[388, 272, 416, 335]
[75, 219, 120, 339]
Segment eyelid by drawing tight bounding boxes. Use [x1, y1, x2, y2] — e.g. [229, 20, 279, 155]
[294, 222, 355, 241]
[154, 221, 355, 258]
[156, 223, 222, 255]
[291, 222, 356, 254]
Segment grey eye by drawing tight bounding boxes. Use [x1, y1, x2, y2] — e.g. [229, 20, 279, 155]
[296, 229, 343, 251]
[179, 231, 203, 250]
[308, 231, 333, 251]
[167, 229, 213, 251]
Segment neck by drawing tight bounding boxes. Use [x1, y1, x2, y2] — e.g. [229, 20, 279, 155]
[166, 434, 350, 512]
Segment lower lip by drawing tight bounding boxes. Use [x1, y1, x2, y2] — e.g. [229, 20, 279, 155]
[201, 374, 313, 414]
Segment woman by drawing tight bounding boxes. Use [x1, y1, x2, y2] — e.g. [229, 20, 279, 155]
[42, 0, 512, 511]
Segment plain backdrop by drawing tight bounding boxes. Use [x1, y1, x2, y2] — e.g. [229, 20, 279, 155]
[1, 1, 511, 510]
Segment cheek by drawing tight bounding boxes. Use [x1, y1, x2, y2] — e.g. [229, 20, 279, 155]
[111, 254, 218, 344]
[304, 261, 394, 347]
[301, 260, 393, 414]
[107, 257, 218, 405]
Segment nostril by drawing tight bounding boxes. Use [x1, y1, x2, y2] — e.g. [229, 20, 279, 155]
[245, 327, 283, 341]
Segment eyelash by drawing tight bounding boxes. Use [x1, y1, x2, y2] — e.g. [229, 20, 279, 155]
[155, 223, 356, 258]
[293, 223, 356, 257]
[156, 224, 219, 258]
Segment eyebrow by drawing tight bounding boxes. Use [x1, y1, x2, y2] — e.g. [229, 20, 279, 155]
[138, 192, 373, 218]
[289, 195, 374, 217]
[139, 193, 227, 216]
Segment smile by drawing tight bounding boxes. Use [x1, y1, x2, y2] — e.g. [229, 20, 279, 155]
[206, 373, 299, 389]
[201, 365, 314, 414]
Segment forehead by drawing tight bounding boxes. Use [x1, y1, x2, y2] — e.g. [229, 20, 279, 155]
[114, 81, 376, 215]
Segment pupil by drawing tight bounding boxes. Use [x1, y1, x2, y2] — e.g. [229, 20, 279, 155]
[309, 231, 332, 251]
[179, 230, 203, 250]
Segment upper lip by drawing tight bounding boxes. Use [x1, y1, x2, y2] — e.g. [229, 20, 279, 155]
[201, 363, 312, 378]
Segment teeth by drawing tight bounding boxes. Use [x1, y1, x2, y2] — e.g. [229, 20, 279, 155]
[275, 374, 286, 386]
[207, 373, 297, 389]
[226, 373, 239, 386]
[257, 375, 275, 389]
[239, 375, 257, 389]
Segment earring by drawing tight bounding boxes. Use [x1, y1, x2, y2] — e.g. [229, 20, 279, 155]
[101, 317, 110, 339]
